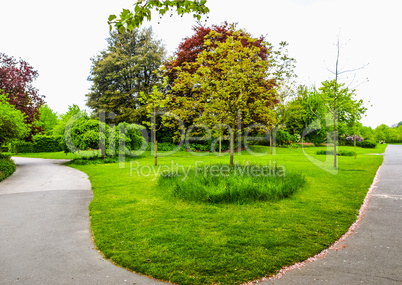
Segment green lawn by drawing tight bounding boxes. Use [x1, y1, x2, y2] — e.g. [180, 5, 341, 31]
[56, 145, 385, 284]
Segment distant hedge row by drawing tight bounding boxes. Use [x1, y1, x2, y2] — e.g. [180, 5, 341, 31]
[9, 135, 62, 153]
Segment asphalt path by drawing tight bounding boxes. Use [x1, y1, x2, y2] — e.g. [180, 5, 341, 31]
[0, 157, 165, 285]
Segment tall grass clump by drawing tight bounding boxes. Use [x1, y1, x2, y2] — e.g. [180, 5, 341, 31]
[158, 163, 306, 204]
[316, 150, 354, 156]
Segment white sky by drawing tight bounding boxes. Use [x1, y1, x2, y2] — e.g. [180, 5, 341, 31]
[1, 0, 401, 128]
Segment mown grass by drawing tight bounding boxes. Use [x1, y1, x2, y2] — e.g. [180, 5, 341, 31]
[52, 144, 386, 284]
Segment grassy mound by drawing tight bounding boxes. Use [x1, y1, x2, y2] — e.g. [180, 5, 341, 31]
[158, 163, 306, 204]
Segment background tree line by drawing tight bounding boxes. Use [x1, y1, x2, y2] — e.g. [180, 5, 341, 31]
[2, 22, 402, 157]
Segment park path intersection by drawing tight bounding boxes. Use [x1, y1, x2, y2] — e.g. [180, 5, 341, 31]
[0, 146, 401, 284]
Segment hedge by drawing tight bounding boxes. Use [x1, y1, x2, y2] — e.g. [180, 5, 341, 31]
[0, 154, 16, 182]
[10, 135, 63, 153]
[360, 140, 377, 148]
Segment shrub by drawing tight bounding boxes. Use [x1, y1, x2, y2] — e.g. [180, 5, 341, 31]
[9, 135, 62, 153]
[71, 155, 119, 165]
[9, 141, 35, 153]
[360, 140, 377, 148]
[113, 122, 146, 152]
[158, 164, 306, 204]
[189, 143, 210, 151]
[61, 120, 146, 155]
[275, 129, 293, 146]
[146, 142, 185, 152]
[33, 135, 63, 152]
[316, 150, 354, 156]
[0, 154, 16, 182]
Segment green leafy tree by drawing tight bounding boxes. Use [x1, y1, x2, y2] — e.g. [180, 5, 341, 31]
[0, 92, 28, 145]
[374, 124, 392, 142]
[140, 78, 169, 166]
[86, 28, 166, 124]
[171, 30, 278, 166]
[108, 0, 210, 32]
[52, 104, 82, 137]
[288, 86, 329, 145]
[35, 104, 59, 135]
[288, 83, 366, 149]
[358, 124, 375, 141]
[284, 97, 309, 136]
[318, 80, 365, 129]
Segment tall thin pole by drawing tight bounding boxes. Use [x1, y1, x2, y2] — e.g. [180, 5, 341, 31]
[333, 38, 340, 169]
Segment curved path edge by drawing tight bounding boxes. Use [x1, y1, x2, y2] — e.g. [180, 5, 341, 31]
[0, 157, 168, 285]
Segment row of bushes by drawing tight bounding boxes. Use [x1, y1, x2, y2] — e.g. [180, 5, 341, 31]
[316, 150, 355, 156]
[7, 118, 146, 154]
[0, 154, 16, 182]
[9, 135, 63, 153]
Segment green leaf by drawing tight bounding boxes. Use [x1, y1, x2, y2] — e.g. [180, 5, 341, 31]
[108, 14, 117, 22]
[118, 25, 126, 33]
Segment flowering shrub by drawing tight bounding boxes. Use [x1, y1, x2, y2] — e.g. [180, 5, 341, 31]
[342, 134, 364, 146]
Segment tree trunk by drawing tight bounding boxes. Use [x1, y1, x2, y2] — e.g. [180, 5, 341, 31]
[152, 107, 157, 166]
[219, 134, 222, 157]
[99, 110, 106, 158]
[154, 140, 158, 166]
[333, 38, 340, 169]
[229, 131, 234, 167]
[333, 119, 337, 168]
[269, 129, 273, 155]
[354, 122, 357, 159]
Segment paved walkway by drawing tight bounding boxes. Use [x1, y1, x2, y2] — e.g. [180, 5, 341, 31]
[0, 157, 165, 285]
[263, 144, 402, 284]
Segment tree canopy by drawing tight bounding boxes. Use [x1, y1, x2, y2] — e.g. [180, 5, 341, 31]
[168, 29, 278, 165]
[0, 53, 44, 137]
[0, 92, 28, 144]
[35, 104, 59, 135]
[86, 27, 166, 124]
[52, 104, 82, 137]
[283, 81, 366, 145]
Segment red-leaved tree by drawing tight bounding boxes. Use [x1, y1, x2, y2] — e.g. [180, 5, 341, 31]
[165, 22, 269, 83]
[0, 53, 44, 137]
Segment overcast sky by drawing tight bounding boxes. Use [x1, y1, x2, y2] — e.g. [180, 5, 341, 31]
[1, 0, 401, 128]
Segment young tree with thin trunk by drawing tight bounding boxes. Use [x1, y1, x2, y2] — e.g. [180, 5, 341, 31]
[140, 78, 169, 166]
[327, 37, 366, 168]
